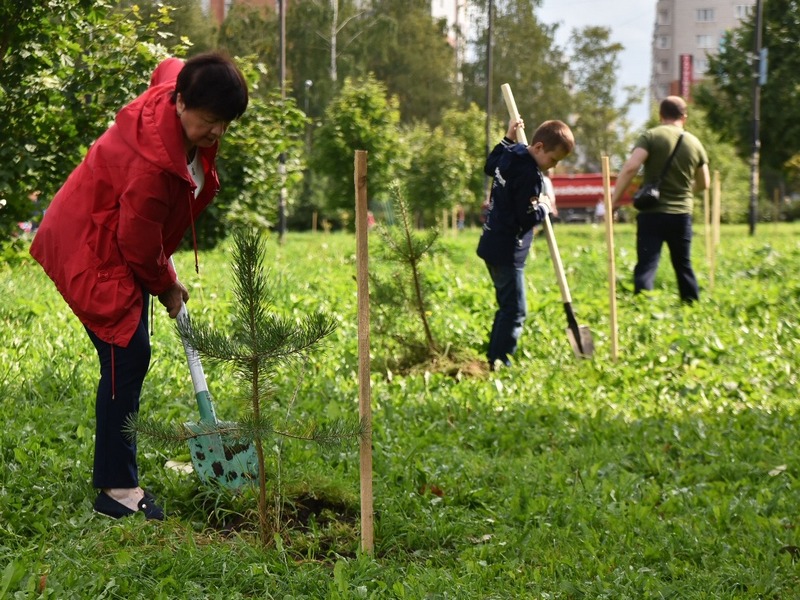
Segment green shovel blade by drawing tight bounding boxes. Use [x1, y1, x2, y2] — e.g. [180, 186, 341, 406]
[186, 392, 259, 490]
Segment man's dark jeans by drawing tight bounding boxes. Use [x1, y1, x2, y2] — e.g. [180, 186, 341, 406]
[485, 263, 527, 365]
[634, 211, 699, 302]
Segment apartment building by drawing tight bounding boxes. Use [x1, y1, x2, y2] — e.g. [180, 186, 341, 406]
[651, 0, 757, 106]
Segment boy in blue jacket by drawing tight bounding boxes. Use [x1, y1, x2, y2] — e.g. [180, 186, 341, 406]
[477, 118, 574, 369]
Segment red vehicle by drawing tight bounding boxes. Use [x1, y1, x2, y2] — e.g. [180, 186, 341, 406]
[479, 173, 637, 225]
[550, 173, 635, 222]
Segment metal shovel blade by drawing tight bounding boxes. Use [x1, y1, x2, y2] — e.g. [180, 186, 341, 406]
[566, 324, 594, 359]
[185, 420, 259, 490]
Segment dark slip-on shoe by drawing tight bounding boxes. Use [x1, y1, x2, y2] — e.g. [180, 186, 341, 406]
[94, 491, 164, 521]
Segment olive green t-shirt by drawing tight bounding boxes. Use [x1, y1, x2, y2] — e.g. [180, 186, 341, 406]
[634, 124, 708, 214]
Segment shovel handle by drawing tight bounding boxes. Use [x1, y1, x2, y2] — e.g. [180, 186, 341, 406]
[500, 83, 573, 305]
[542, 217, 573, 304]
[500, 83, 591, 359]
[170, 259, 218, 424]
[176, 304, 206, 391]
[501, 84, 527, 144]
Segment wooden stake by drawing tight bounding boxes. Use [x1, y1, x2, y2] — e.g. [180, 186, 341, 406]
[713, 170, 721, 247]
[601, 156, 618, 361]
[711, 171, 722, 291]
[703, 188, 711, 262]
[773, 187, 780, 225]
[354, 150, 374, 554]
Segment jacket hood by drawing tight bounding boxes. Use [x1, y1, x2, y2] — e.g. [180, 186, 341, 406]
[113, 84, 191, 180]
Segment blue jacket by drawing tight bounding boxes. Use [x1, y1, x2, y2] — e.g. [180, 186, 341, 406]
[477, 138, 548, 267]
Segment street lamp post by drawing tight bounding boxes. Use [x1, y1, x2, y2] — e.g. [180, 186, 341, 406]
[484, 0, 494, 201]
[304, 79, 313, 116]
[278, 0, 287, 243]
[748, 0, 763, 235]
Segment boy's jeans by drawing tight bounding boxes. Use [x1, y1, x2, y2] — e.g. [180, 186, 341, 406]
[485, 263, 527, 365]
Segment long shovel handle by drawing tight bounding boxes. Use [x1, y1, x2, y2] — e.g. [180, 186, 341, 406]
[542, 217, 572, 304]
[170, 259, 217, 424]
[500, 83, 588, 356]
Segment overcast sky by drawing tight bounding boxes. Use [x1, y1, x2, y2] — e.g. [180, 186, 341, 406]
[537, 0, 657, 130]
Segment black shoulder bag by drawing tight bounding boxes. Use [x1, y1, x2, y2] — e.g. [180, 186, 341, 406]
[633, 133, 684, 210]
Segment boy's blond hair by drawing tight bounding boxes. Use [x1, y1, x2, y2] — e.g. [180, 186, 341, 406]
[531, 120, 575, 155]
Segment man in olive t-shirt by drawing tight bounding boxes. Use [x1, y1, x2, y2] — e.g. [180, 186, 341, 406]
[612, 96, 710, 302]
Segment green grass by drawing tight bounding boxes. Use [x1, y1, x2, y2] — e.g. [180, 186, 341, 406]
[1, 223, 799, 598]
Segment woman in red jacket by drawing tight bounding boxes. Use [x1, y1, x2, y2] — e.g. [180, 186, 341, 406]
[30, 52, 248, 520]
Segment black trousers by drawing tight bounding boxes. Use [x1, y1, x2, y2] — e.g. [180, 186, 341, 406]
[634, 212, 699, 302]
[85, 292, 151, 489]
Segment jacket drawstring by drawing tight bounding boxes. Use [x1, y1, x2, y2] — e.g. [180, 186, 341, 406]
[190, 214, 199, 274]
[150, 295, 155, 337]
[188, 188, 199, 274]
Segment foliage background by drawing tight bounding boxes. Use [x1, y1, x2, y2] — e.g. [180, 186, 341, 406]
[6, 0, 771, 243]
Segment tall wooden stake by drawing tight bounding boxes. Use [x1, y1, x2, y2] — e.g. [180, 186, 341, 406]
[748, 0, 763, 235]
[713, 170, 722, 247]
[277, 0, 287, 243]
[354, 150, 374, 554]
[601, 156, 618, 361]
[703, 188, 711, 263]
[710, 170, 722, 290]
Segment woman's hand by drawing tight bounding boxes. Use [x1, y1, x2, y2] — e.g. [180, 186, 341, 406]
[158, 280, 190, 318]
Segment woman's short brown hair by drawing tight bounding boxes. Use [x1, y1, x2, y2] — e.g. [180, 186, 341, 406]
[174, 52, 248, 122]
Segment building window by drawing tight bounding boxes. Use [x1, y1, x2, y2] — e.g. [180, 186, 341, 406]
[696, 8, 715, 22]
[735, 5, 754, 19]
[695, 57, 709, 75]
[657, 59, 670, 74]
[697, 35, 715, 49]
[657, 35, 671, 50]
[658, 8, 671, 25]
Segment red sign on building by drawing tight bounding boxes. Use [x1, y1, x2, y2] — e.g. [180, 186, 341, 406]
[680, 54, 694, 101]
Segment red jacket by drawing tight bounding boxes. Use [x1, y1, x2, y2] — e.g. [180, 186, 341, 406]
[30, 58, 220, 347]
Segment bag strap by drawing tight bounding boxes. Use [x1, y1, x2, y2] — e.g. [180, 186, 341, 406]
[656, 133, 684, 183]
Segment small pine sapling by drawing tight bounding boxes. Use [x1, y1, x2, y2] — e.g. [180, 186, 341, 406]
[130, 228, 362, 545]
[371, 184, 441, 367]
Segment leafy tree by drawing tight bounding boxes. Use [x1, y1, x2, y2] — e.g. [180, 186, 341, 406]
[695, 0, 800, 185]
[403, 112, 473, 225]
[566, 26, 643, 172]
[115, 0, 218, 55]
[309, 75, 403, 216]
[356, 0, 457, 125]
[217, 2, 277, 94]
[439, 103, 493, 209]
[285, 0, 371, 118]
[0, 0, 184, 239]
[200, 87, 308, 247]
[684, 107, 751, 223]
[461, 0, 571, 127]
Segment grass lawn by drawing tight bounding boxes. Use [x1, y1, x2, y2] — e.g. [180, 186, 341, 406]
[1, 222, 798, 598]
